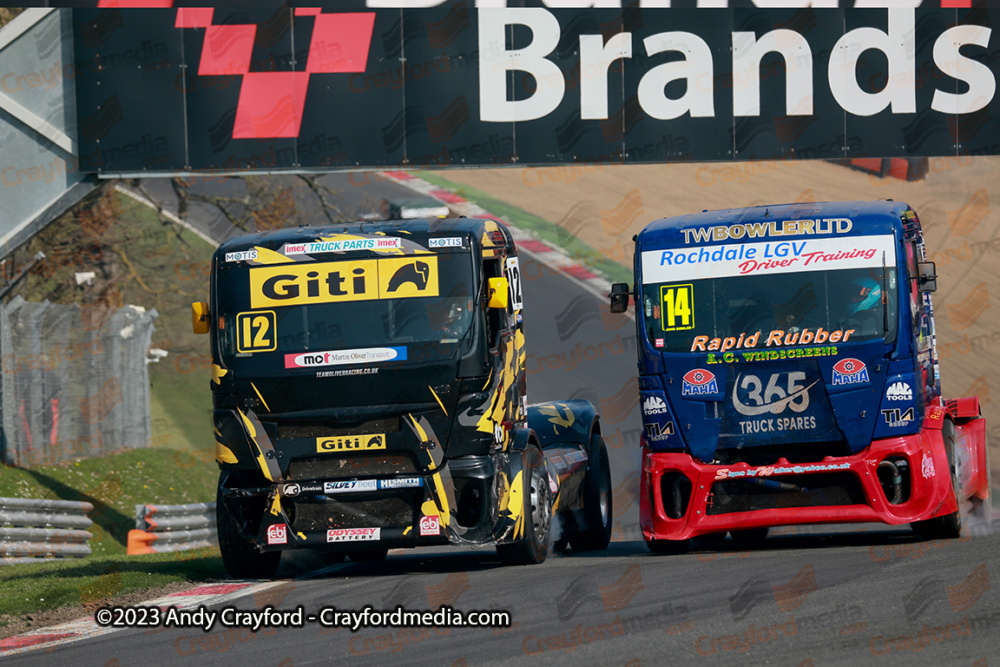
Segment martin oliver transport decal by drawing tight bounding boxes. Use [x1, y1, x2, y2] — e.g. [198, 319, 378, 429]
[642, 235, 896, 283]
[285, 346, 406, 369]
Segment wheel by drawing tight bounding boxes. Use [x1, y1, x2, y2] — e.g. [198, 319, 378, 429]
[497, 457, 551, 565]
[729, 527, 769, 545]
[217, 475, 281, 579]
[646, 538, 690, 555]
[570, 435, 613, 552]
[347, 547, 389, 562]
[912, 419, 962, 539]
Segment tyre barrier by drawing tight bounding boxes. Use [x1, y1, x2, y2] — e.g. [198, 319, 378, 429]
[127, 502, 218, 555]
[0, 497, 95, 564]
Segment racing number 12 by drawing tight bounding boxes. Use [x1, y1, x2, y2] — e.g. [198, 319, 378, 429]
[237, 311, 277, 353]
[660, 284, 694, 331]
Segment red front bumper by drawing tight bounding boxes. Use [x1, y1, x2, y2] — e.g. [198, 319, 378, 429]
[640, 430, 959, 541]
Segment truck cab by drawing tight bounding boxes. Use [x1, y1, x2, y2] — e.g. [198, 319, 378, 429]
[613, 201, 989, 551]
[196, 218, 612, 576]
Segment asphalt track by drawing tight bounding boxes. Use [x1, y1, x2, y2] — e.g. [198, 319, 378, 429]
[11, 176, 998, 665]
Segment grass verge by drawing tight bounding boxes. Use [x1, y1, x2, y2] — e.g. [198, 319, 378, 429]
[0, 550, 223, 635]
[0, 447, 219, 555]
[416, 171, 632, 285]
[0, 185, 224, 624]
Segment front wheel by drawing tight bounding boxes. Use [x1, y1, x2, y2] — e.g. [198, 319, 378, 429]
[912, 419, 962, 539]
[497, 459, 551, 565]
[217, 476, 281, 579]
[570, 435, 613, 552]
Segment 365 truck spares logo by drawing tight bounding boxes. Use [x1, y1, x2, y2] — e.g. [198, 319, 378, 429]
[174, 8, 375, 139]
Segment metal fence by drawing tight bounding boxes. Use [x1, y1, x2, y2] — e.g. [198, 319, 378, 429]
[0, 497, 94, 563]
[128, 502, 217, 555]
[0, 296, 158, 466]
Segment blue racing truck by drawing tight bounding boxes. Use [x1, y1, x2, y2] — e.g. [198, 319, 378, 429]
[610, 201, 990, 551]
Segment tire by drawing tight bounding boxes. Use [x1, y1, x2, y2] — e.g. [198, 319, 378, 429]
[912, 419, 962, 539]
[570, 435, 613, 552]
[217, 476, 281, 579]
[646, 538, 690, 555]
[347, 547, 389, 563]
[729, 527, 769, 545]
[497, 456, 551, 565]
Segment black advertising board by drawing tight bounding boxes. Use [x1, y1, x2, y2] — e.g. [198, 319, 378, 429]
[72, 4, 1000, 173]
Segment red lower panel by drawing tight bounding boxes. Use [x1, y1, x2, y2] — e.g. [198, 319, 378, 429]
[640, 429, 961, 541]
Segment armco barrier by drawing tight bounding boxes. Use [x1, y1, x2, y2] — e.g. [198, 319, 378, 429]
[128, 502, 217, 555]
[0, 497, 94, 563]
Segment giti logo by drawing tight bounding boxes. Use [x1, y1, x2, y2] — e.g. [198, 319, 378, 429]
[250, 257, 439, 309]
[317, 434, 386, 453]
[175, 9, 375, 139]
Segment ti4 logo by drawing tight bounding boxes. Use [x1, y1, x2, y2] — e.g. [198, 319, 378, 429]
[881, 407, 915, 427]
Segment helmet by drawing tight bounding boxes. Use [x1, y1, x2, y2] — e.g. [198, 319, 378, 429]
[848, 277, 882, 313]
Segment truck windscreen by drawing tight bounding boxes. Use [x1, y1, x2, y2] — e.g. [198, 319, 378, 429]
[214, 251, 476, 371]
[642, 267, 898, 354]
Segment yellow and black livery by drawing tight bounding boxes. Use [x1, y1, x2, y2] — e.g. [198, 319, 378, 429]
[196, 218, 612, 578]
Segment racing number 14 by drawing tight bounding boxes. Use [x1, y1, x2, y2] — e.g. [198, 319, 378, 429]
[660, 284, 694, 332]
[237, 311, 277, 353]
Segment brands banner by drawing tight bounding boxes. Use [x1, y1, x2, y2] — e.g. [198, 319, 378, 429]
[72, 4, 1000, 173]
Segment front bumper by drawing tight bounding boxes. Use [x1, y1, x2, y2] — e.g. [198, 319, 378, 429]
[640, 429, 958, 541]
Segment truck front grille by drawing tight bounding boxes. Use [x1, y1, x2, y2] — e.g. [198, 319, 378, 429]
[288, 454, 418, 479]
[712, 441, 853, 466]
[289, 497, 414, 531]
[278, 417, 399, 439]
[706, 473, 866, 515]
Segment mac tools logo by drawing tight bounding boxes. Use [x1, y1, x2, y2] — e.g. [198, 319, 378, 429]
[886, 381, 913, 401]
[175, 8, 374, 139]
[642, 395, 668, 416]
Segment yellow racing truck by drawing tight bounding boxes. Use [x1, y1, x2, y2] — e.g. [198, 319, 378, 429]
[194, 218, 612, 577]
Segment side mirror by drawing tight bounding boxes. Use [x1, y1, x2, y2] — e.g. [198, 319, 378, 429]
[916, 261, 937, 293]
[609, 282, 630, 314]
[487, 277, 509, 309]
[192, 302, 210, 334]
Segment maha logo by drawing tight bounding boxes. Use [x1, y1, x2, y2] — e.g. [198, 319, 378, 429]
[832, 358, 870, 386]
[682, 369, 717, 396]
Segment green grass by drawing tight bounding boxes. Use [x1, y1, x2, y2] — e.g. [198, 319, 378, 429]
[0, 448, 219, 555]
[2, 186, 221, 555]
[16, 186, 217, 455]
[417, 171, 633, 285]
[0, 551, 224, 619]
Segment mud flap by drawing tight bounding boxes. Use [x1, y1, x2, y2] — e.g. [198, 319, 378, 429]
[493, 428, 544, 545]
[946, 398, 990, 502]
